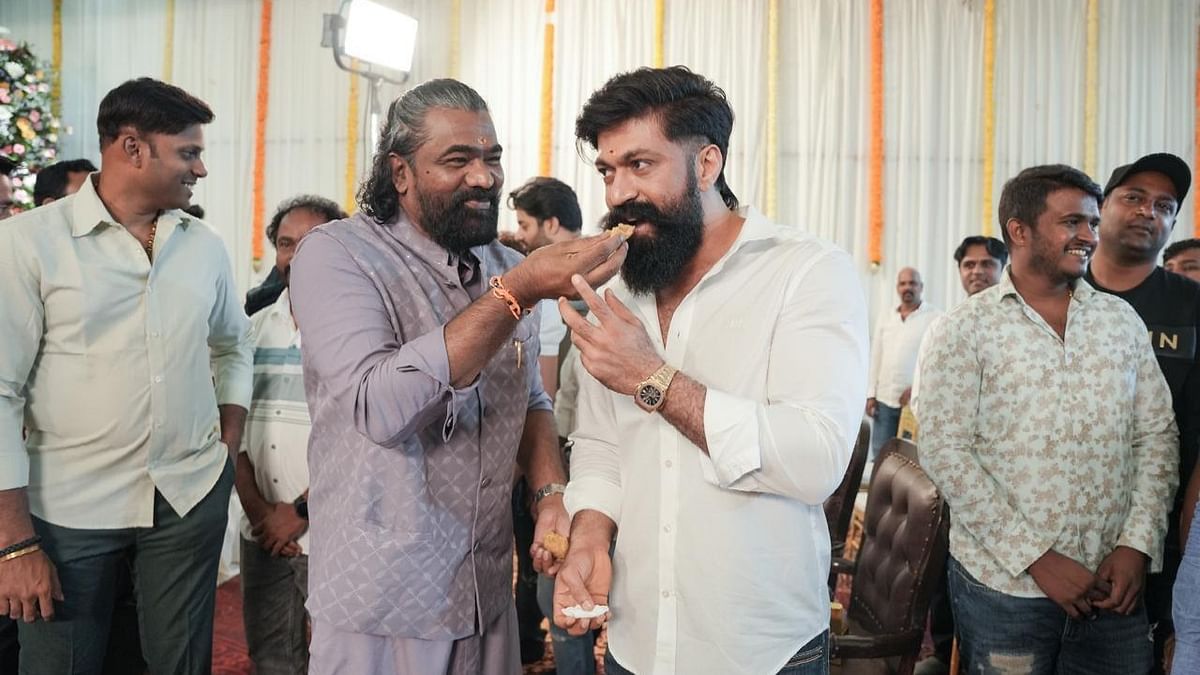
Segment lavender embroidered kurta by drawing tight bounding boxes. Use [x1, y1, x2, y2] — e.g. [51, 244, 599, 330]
[289, 212, 550, 640]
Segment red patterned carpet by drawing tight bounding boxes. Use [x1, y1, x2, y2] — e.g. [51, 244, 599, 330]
[213, 579, 255, 675]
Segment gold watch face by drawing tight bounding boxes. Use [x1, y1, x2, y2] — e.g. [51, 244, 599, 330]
[638, 383, 664, 409]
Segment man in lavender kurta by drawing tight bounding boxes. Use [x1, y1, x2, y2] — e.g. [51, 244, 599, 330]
[289, 80, 628, 675]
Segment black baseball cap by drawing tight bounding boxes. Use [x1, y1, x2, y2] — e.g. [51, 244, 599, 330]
[1102, 152, 1191, 206]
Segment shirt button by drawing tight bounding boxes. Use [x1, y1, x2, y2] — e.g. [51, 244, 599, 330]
[151, 331, 160, 338]
[481, 477, 492, 488]
[662, 590, 670, 598]
[664, 460, 673, 468]
[275, 410, 282, 416]
[154, 376, 163, 383]
[663, 525, 671, 533]
[270, 444, 277, 450]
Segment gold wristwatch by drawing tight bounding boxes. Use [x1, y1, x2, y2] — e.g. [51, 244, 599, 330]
[634, 364, 678, 412]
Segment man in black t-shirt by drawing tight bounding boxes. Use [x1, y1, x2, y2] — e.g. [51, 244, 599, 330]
[1086, 152, 1196, 675]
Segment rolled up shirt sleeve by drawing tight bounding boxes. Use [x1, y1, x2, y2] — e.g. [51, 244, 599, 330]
[0, 226, 39, 490]
[208, 244, 253, 409]
[289, 230, 479, 448]
[700, 249, 869, 505]
[564, 367, 623, 526]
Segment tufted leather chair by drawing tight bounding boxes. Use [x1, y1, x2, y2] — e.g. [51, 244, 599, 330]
[877, 436, 919, 466]
[826, 419, 872, 558]
[830, 451, 950, 675]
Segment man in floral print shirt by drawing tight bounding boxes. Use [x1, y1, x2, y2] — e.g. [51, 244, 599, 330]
[918, 164, 1177, 674]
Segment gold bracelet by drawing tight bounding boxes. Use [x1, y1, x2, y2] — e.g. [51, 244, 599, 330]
[0, 543, 40, 563]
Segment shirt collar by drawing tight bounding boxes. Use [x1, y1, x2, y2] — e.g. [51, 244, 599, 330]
[995, 265, 1094, 304]
[266, 286, 293, 321]
[70, 173, 191, 238]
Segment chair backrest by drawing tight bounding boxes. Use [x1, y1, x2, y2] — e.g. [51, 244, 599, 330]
[848, 451, 949, 644]
[824, 419, 872, 550]
[878, 437, 919, 466]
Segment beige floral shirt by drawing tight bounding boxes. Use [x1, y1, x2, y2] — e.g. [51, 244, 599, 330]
[918, 268, 1177, 596]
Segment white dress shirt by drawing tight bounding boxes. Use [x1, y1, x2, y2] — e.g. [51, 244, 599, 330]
[0, 175, 252, 528]
[238, 288, 311, 551]
[867, 301, 941, 407]
[565, 208, 869, 675]
[538, 298, 567, 357]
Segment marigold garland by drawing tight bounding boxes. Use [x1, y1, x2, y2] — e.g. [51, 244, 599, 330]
[1083, 0, 1099, 177]
[765, 0, 779, 220]
[51, 0, 62, 119]
[867, 0, 884, 265]
[344, 67, 359, 214]
[653, 0, 665, 68]
[980, 0, 996, 237]
[251, 0, 273, 262]
[538, 0, 555, 176]
[163, 0, 176, 82]
[1195, 21, 1200, 236]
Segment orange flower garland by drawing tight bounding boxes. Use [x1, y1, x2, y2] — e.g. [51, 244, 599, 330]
[251, 0, 273, 262]
[980, 0, 996, 237]
[51, 0, 62, 119]
[538, 0, 555, 176]
[765, 0, 779, 219]
[867, 0, 884, 265]
[344, 68, 359, 214]
[653, 0, 665, 68]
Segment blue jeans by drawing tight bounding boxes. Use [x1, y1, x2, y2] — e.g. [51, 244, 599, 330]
[1174, 503, 1200, 674]
[536, 573, 594, 675]
[603, 630, 828, 674]
[948, 557, 1152, 675]
[870, 402, 902, 460]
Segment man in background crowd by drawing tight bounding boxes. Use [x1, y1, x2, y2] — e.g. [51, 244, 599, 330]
[1085, 152, 1198, 674]
[867, 267, 940, 458]
[0, 156, 15, 220]
[1165, 238, 1200, 283]
[32, 158, 96, 205]
[234, 195, 344, 675]
[506, 176, 595, 671]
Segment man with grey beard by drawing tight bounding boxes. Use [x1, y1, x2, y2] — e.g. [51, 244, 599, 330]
[288, 78, 628, 675]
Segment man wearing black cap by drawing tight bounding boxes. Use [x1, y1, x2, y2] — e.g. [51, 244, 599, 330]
[1086, 152, 1198, 674]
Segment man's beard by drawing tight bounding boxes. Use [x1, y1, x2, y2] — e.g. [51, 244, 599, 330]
[604, 170, 704, 295]
[417, 185, 501, 253]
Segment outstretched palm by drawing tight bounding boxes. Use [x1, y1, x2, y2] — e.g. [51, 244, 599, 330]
[552, 543, 613, 637]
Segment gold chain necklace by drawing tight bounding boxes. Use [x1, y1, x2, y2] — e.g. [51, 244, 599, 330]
[144, 219, 157, 261]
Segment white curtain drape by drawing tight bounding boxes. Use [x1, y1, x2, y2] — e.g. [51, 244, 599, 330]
[1, 0, 1197, 318]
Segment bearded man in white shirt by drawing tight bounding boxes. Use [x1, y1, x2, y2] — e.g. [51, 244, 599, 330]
[551, 66, 869, 675]
[0, 78, 252, 674]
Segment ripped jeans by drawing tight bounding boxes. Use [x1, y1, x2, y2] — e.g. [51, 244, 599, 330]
[947, 557, 1152, 675]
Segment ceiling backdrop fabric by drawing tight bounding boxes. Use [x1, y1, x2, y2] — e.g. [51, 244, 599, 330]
[0, 0, 1196, 319]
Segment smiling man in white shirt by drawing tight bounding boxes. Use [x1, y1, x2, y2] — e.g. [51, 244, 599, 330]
[0, 78, 252, 674]
[551, 66, 869, 675]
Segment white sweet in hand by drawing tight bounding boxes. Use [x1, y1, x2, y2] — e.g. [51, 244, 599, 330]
[562, 604, 610, 619]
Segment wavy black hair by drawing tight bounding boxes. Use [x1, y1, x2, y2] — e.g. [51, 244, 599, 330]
[997, 165, 1101, 247]
[575, 66, 738, 210]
